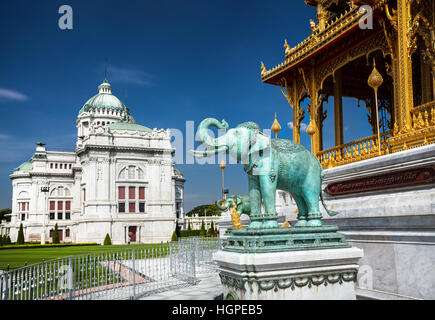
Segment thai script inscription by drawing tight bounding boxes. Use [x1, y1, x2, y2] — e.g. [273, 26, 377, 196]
[326, 167, 434, 195]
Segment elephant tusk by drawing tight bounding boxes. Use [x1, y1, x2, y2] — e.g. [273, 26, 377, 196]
[190, 145, 228, 158]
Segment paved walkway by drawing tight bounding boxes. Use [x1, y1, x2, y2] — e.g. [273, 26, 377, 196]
[139, 273, 223, 300]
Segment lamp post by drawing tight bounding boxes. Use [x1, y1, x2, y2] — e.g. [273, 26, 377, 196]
[219, 160, 226, 200]
[40, 186, 50, 245]
[368, 59, 384, 155]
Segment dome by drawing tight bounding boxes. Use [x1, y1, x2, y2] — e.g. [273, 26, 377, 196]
[78, 79, 131, 116]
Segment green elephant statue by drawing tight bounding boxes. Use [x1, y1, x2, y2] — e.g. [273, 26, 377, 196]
[192, 118, 338, 229]
[216, 195, 251, 216]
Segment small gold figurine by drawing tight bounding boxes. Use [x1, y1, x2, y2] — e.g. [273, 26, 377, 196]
[230, 200, 245, 229]
[281, 221, 291, 228]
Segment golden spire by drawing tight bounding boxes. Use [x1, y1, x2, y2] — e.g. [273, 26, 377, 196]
[271, 112, 282, 139]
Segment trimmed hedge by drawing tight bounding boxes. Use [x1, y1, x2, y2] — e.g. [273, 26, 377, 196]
[103, 234, 112, 246]
[17, 224, 24, 245]
[0, 243, 98, 250]
[179, 230, 202, 237]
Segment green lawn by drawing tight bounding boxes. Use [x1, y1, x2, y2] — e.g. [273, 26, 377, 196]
[0, 243, 169, 271]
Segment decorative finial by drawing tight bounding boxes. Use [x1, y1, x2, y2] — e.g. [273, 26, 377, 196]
[368, 58, 384, 92]
[219, 160, 226, 170]
[306, 121, 316, 136]
[260, 61, 267, 76]
[284, 39, 291, 56]
[309, 19, 317, 32]
[368, 58, 384, 156]
[271, 112, 282, 139]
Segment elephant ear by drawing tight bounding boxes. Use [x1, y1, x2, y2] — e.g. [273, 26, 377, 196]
[248, 131, 271, 159]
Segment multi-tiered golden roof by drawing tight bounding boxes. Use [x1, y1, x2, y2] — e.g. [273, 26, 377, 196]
[262, 0, 435, 168]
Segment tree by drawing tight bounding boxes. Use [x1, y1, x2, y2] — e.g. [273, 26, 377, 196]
[6, 235, 11, 245]
[186, 204, 221, 217]
[16, 223, 25, 244]
[52, 223, 60, 244]
[0, 208, 11, 222]
[171, 230, 178, 242]
[103, 233, 112, 245]
[199, 220, 206, 236]
[208, 221, 216, 234]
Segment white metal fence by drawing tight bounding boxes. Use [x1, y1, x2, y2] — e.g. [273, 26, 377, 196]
[0, 237, 223, 300]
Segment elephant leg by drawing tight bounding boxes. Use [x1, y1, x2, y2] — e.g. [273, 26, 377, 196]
[293, 195, 308, 227]
[247, 175, 263, 229]
[303, 189, 323, 227]
[259, 175, 279, 229]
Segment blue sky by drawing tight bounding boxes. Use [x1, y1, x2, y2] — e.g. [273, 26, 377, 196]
[0, 0, 372, 212]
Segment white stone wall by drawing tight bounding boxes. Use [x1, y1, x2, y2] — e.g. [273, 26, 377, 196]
[317, 145, 435, 300]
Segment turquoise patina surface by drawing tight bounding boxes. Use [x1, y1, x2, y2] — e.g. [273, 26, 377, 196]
[193, 118, 348, 252]
[14, 160, 33, 172]
[193, 118, 339, 228]
[216, 195, 250, 216]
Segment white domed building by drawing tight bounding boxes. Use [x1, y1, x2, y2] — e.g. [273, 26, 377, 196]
[8, 80, 185, 244]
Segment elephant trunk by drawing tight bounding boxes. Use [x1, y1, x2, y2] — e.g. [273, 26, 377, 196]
[192, 118, 229, 158]
[197, 118, 228, 147]
[216, 199, 230, 211]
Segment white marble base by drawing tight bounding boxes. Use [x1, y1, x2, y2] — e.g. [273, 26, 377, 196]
[214, 247, 363, 300]
[317, 144, 435, 299]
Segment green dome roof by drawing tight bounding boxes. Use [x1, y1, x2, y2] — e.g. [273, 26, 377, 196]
[14, 161, 33, 172]
[79, 80, 131, 115]
[109, 122, 152, 133]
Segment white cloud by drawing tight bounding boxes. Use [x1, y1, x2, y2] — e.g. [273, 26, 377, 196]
[107, 66, 154, 86]
[0, 134, 11, 139]
[288, 122, 308, 132]
[0, 88, 28, 101]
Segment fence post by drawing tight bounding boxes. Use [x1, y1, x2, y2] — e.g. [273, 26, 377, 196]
[3, 272, 8, 300]
[68, 257, 73, 300]
[191, 246, 196, 284]
[131, 248, 136, 300]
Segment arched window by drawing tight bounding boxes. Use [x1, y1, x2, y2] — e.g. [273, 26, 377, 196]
[17, 191, 30, 221]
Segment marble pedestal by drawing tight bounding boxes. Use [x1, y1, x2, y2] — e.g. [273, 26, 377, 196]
[214, 247, 363, 300]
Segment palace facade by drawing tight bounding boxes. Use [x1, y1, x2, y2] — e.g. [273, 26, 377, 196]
[8, 80, 185, 244]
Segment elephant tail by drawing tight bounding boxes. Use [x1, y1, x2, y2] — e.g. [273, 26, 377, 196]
[320, 192, 339, 216]
[320, 171, 339, 216]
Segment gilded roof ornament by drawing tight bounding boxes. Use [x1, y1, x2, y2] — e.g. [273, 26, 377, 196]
[271, 112, 282, 139]
[260, 61, 267, 76]
[367, 59, 384, 92]
[309, 19, 317, 32]
[284, 39, 291, 56]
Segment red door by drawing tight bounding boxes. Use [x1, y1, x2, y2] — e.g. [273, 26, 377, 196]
[58, 230, 63, 242]
[128, 226, 137, 242]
